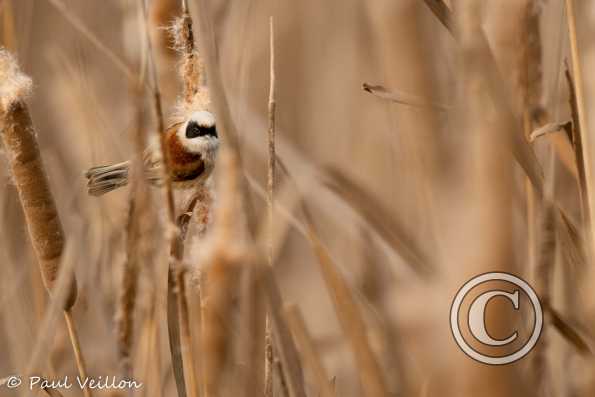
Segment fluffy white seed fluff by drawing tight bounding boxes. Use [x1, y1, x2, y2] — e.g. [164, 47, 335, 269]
[0, 48, 32, 112]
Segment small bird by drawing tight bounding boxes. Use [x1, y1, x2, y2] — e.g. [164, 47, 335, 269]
[85, 111, 219, 196]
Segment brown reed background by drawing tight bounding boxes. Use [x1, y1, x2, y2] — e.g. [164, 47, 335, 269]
[2, 0, 595, 396]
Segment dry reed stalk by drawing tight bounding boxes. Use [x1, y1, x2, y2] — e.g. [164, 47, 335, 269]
[285, 305, 335, 397]
[0, 48, 93, 397]
[264, 16, 276, 397]
[532, 197, 556, 394]
[115, 88, 152, 380]
[140, 2, 200, 397]
[456, 2, 528, 396]
[300, 203, 388, 397]
[517, 2, 551, 392]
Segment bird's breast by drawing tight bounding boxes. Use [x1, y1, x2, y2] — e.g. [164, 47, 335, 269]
[166, 127, 205, 182]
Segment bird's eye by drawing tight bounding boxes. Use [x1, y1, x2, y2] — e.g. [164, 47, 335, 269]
[185, 121, 218, 139]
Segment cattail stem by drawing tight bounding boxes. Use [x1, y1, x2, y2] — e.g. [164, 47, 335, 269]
[64, 311, 92, 397]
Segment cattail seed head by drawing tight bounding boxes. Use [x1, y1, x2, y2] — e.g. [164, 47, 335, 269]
[0, 48, 77, 310]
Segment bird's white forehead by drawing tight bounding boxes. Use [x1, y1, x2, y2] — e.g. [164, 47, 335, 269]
[189, 110, 215, 127]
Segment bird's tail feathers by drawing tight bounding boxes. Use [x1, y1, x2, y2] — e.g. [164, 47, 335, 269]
[85, 161, 130, 196]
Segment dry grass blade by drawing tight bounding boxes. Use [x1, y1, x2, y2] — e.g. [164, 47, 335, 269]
[301, 204, 388, 397]
[362, 83, 449, 111]
[322, 166, 431, 275]
[285, 304, 335, 397]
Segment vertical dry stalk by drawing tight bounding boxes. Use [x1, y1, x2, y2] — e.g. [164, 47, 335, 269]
[0, 48, 90, 397]
[285, 305, 335, 397]
[140, 2, 200, 397]
[115, 88, 151, 380]
[116, 200, 140, 377]
[454, 2, 530, 396]
[264, 16, 276, 397]
[565, 0, 595, 245]
[517, 1, 551, 391]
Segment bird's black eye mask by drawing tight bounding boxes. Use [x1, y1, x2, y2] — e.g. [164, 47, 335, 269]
[185, 121, 218, 139]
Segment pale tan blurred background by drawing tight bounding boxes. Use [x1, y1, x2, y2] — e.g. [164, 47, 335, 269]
[3, 1, 595, 396]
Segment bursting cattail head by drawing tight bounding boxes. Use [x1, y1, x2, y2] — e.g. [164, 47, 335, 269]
[0, 49, 32, 113]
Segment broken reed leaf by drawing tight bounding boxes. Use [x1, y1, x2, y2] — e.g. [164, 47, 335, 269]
[529, 121, 572, 142]
[322, 166, 431, 276]
[362, 83, 449, 111]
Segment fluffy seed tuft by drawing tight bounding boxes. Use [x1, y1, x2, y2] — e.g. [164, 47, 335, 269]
[0, 48, 32, 112]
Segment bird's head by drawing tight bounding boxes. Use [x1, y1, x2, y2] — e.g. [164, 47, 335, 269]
[176, 111, 219, 159]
